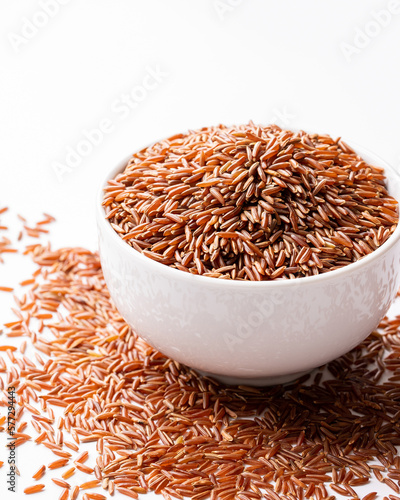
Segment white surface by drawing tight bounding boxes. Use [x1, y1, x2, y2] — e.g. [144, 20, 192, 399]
[1, 0, 400, 498]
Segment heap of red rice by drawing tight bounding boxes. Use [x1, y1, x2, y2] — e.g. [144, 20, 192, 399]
[103, 124, 398, 280]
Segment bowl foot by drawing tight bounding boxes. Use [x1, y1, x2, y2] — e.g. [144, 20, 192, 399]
[197, 369, 311, 387]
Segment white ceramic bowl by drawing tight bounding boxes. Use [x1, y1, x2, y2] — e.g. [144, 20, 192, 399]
[97, 144, 400, 386]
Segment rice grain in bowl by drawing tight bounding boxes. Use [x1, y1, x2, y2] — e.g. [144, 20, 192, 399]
[97, 124, 400, 385]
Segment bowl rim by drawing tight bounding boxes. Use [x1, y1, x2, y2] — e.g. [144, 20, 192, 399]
[96, 139, 400, 289]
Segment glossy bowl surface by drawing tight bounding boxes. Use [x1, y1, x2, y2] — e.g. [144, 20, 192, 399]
[97, 144, 400, 385]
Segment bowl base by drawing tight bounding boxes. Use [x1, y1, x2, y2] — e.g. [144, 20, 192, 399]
[197, 369, 311, 387]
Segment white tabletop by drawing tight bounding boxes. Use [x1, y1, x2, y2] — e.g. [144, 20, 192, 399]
[1, 1, 400, 498]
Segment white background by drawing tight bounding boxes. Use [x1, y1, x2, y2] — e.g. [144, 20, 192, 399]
[1, 0, 400, 498]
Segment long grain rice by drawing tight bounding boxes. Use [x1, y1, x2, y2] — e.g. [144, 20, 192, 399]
[104, 124, 399, 280]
